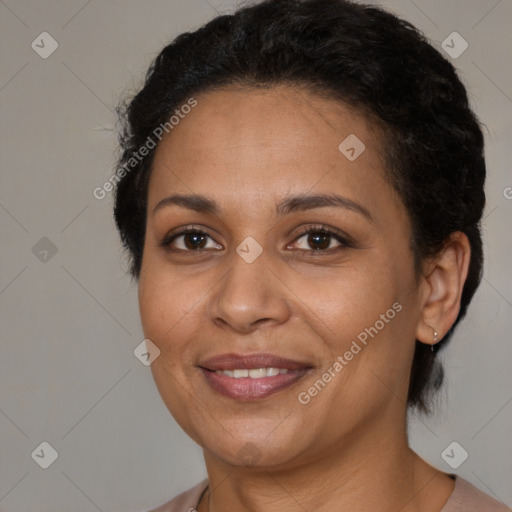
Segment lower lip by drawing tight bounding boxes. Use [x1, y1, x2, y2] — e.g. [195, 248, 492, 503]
[200, 368, 309, 400]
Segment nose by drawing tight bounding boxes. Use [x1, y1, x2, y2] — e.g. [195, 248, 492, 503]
[208, 251, 291, 334]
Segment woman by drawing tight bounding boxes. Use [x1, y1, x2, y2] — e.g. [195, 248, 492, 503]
[113, 0, 509, 510]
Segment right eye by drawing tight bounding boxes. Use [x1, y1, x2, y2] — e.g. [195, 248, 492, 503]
[160, 228, 223, 252]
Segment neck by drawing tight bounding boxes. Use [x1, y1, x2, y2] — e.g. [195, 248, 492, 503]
[197, 415, 454, 512]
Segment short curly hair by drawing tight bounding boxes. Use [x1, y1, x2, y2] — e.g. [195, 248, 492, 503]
[113, 0, 486, 413]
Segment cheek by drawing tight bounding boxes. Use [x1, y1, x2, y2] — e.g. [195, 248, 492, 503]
[292, 259, 402, 345]
[138, 268, 207, 429]
[292, 255, 415, 396]
[137, 262, 222, 383]
[138, 264, 195, 347]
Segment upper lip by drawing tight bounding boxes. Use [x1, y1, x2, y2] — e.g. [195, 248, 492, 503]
[198, 353, 312, 371]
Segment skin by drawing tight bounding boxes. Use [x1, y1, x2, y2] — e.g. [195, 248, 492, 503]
[138, 84, 471, 512]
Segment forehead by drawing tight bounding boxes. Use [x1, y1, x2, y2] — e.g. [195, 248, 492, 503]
[148, 84, 391, 213]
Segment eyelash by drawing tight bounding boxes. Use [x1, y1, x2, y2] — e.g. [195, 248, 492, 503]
[159, 224, 353, 255]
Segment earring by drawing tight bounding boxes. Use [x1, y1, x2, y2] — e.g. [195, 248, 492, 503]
[431, 330, 439, 352]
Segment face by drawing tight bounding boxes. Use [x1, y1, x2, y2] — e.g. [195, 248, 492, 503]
[138, 84, 424, 469]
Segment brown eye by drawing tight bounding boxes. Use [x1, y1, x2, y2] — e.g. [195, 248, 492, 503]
[182, 232, 208, 250]
[161, 229, 222, 251]
[306, 232, 333, 250]
[293, 229, 346, 251]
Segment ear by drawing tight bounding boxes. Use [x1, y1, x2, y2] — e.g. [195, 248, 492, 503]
[415, 231, 471, 347]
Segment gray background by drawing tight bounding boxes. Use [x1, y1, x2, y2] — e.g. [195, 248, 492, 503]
[0, 0, 511, 511]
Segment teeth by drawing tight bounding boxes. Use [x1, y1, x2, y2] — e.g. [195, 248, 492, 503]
[216, 369, 234, 377]
[214, 367, 290, 378]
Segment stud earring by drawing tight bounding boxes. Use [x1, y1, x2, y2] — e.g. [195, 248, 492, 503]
[431, 330, 439, 352]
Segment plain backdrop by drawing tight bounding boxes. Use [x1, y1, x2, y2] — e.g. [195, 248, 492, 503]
[0, 0, 511, 511]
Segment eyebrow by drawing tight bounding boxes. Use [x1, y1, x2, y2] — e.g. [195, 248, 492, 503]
[152, 193, 373, 222]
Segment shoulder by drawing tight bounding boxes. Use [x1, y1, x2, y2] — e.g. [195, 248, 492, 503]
[142, 479, 208, 512]
[442, 476, 510, 512]
[140, 476, 511, 512]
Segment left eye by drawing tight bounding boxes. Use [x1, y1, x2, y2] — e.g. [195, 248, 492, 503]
[292, 230, 345, 251]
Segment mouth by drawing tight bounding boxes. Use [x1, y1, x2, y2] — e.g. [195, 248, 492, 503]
[198, 353, 313, 401]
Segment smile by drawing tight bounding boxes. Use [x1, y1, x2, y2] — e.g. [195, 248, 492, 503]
[198, 353, 312, 400]
[214, 368, 289, 378]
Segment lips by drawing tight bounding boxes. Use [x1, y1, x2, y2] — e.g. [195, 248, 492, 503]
[199, 353, 311, 371]
[198, 353, 312, 401]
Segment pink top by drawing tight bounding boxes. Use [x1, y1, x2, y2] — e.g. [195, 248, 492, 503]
[144, 476, 510, 511]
